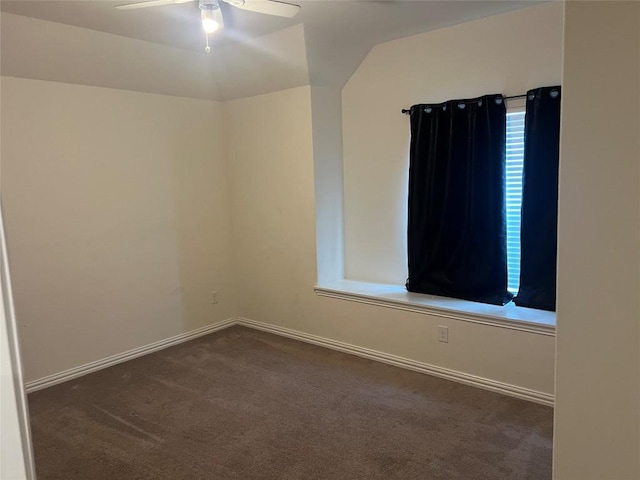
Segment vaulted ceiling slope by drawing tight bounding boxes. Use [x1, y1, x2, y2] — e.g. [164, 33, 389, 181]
[0, 1, 540, 101]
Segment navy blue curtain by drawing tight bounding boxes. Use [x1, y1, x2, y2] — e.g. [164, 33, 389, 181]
[514, 86, 561, 311]
[406, 95, 512, 306]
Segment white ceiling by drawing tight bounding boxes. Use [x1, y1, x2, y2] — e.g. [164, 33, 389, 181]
[0, 1, 543, 100]
[1, 0, 538, 53]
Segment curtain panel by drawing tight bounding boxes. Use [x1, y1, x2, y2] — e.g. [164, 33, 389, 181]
[514, 86, 562, 311]
[406, 94, 512, 306]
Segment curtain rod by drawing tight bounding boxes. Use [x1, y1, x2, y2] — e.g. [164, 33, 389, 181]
[401, 94, 527, 115]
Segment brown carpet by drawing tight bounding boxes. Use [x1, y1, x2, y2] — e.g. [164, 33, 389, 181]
[28, 325, 553, 479]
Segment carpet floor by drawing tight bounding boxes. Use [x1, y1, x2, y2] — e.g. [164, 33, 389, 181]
[28, 325, 553, 479]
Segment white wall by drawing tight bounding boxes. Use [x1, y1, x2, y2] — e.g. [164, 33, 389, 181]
[554, 2, 640, 479]
[226, 85, 555, 397]
[0, 39, 33, 480]
[4, 3, 640, 477]
[310, 86, 345, 284]
[1, 3, 562, 400]
[0, 279, 30, 480]
[342, 2, 564, 284]
[0, 310, 29, 480]
[0, 194, 34, 479]
[1, 77, 238, 382]
[225, 86, 319, 329]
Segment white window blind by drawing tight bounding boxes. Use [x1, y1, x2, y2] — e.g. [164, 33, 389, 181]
[505, 109, 526, 295]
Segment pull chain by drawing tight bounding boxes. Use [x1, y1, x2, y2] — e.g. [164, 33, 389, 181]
[205, 32, 211, 53]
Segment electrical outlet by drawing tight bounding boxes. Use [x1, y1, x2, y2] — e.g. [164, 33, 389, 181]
[438, 325, 449, 343]
[210, 291, 218, 304]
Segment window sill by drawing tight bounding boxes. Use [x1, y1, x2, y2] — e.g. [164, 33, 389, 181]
[314, 279, 556, 336]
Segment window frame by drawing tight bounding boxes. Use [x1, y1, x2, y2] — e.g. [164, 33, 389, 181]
[314, 98, 556, 332]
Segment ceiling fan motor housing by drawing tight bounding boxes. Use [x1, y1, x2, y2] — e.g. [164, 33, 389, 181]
[199, 0, 220, 10]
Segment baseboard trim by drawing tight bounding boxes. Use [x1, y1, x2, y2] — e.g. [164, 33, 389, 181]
[235, 317, 554, 407]
[24, 318, 237, 393]
[25, 316, 554, 407]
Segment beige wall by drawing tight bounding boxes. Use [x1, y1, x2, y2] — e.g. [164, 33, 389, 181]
[2, 4, 560, 399]
[1, 77, 238, 382]
[342, 2, 564, 285]
[225, 86, 319, 329]
[554, 2, 640, 479]
[225, 85, 555, 396]
[310, 85, 344, 284]
[4, 3, 640, 477]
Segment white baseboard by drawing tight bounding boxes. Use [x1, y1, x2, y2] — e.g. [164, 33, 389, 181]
[25, 316, 554, 407]
[24, 318, 237, 393]
[235, 317, 554, 407]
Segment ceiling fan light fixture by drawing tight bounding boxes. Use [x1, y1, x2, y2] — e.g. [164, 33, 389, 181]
[201, 8, 220, 33]
[199, 0, 223, 33]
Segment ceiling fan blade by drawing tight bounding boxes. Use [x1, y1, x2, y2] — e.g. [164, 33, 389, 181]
[228, 0, 300, 18]
[115, 0, 194, 10]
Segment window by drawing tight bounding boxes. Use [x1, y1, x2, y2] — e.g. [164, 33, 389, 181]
[406, 88, 560, 310]
[406, 94, 512, 305]
[318, 89, 560, 323]
[505, 108, 526, 295]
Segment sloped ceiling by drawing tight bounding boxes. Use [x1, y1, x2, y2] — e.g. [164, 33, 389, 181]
[0, 1, 542, 101]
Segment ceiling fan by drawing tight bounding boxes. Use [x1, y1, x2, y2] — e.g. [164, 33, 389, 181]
[115, 0, 301, 52]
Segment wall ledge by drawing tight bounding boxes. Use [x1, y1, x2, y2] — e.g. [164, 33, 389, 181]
[315, 279, 556, 336]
